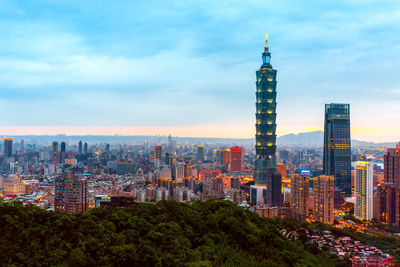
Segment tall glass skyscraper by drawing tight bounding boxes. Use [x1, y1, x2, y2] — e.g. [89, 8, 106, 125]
[323, 103, 351, 196]
[253, 34, 281, 207]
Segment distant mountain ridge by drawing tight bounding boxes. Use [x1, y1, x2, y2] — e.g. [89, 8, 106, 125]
[277, 131, 397, 148]
[1, 131, 396, 147]
[277, 131, 323, 145]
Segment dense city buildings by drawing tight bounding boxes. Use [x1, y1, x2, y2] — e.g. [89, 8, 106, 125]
[313, 175, 334, 224]
[354, 161, 373, 220]
[253, 34, 282, 207]
[323, 103, 351, 196]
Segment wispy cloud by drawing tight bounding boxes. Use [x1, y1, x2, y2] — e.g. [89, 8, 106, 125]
[0, 0, 399, 141]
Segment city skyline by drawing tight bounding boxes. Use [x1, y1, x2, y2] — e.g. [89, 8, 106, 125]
[1, 1, 400, 142]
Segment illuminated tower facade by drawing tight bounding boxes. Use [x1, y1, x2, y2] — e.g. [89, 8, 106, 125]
[323, 103, 351, 196]
[253, 34, 281, 207]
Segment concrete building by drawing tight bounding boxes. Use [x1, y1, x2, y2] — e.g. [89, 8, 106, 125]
[290, 174, 309, 220]
[313, 175, 334, 224]
[354, 161, 373, 220]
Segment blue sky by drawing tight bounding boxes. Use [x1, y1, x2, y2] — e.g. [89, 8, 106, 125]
[0, 0, 399, 141]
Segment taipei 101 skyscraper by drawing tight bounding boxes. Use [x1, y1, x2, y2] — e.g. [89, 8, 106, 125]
[252, 34, 282, 207]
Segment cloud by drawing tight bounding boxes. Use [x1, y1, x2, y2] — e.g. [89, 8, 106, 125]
[0, 0, 399, 141]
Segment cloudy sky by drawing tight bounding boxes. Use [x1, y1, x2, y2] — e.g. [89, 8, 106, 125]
[1, 0, 399, 141]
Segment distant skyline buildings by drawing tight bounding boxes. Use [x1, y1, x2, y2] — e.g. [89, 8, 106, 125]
[0, 125, 396, 143]
[3, 137, 13, 158]
[229, 146, 243, 173]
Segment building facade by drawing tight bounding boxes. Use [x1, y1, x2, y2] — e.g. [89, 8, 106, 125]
[55, 170, 88, 214]
[154, 145, 162, 165]
[384, 142, 400, 186]
[229, 146, 243, 173]
[4, 137, 13, 158]
[197, 146, 204, 162]
[290, 174, 309, 220]
[323, 103, 351, 196]
[313, 175, 334, 224]
[354, 161, 373, 220]
[376, 183, 399, 226]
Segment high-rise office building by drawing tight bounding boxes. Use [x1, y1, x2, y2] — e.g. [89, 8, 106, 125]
[229, 146, 243, 173]
[55, 170, 88, 214]
[83, 142, 88, 155]
[197, 146, 204, 162]
[384, 142, 400, 186]
[60, 142, 66, 153]
[3, 137, 13, 158]
[78, 141, 83, 154]
[323, 103, 351, 196]
[52, 141, 59, 153]
[253, 34, 281, 207]
[313, 175, 334, 224]
[154, 145, 162, 165]
[354, 161, 373, 220]
[290, 174, 309, 220]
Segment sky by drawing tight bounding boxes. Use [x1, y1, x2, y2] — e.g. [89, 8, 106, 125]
[0, 0, 400, 142]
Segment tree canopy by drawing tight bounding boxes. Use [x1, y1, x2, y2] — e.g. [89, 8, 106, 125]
[0, 199, 347, 266]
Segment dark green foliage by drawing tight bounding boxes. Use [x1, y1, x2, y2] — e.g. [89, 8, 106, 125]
[0, 200, 346, 266]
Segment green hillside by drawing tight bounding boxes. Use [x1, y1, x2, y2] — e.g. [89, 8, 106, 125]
[0, 199, 347, 266]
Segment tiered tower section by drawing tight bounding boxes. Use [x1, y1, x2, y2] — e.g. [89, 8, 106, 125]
[254, 34, 278, 185]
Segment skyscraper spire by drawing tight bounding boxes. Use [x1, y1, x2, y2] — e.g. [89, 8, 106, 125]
[262, 33, 271, 66]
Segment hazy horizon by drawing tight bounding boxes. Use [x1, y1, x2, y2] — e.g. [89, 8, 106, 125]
[0, 128, 397, 144]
